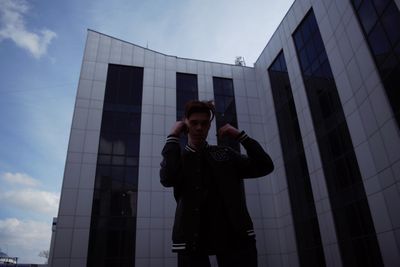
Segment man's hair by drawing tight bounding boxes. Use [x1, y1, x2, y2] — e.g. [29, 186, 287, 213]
[184, 100, 215, 121]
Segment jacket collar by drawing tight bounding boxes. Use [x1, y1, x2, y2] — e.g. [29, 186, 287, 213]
[185, 142, 209, 153]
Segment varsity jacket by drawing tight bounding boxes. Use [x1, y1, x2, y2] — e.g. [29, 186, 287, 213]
[160, 131, 274, 253]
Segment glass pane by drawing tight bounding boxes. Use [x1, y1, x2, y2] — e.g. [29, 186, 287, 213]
[381, 52, 398, 78]
[126, 136, 140, 156]
[223, 82, 234, 95]
[128, 114, 141, 133]
[90, 64, 143, 266]
[101, 111, 114, 131]
[359, 0, 378, 32]
[117, 86, 130, 105]
[368, 22, 392, 58]
[112, 155, 125, 166]
[95, 166, 111, 189]
[372, 0, 390, 15]
[125, 167, 138, 186]
[306, 37, 318, 64]
[126, 157, 139, 166]
[294, 32, 304, 51]
[302, 20, 312, 42]
[321, 60, 333, 78]
[112, 137, 126, 155]
[381, 2, 400, 46]
[111, 166, 125, 182]
[269, 50, 325, 266]
[313, 33, 325, 56]
[213, 77, 239, 151]
[98, 155, 112, 165]
[299, 49, 310, 72]
[352, 0, 363, 10]
[114, 112, 130, 132]
[176, 73, 199, 128]
[215, 99, 225, 113]
[99, 135, 113, 154]
[104, 67, 118, 104]
[293, 10, 383, 266]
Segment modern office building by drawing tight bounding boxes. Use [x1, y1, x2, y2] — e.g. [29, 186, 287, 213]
[49, 0, 400, 266]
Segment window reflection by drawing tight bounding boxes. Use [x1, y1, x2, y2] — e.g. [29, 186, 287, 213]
[176, 73, 198, 147]
[293, 10, 383, 266]
[359, 0, 378, 32]
[112, 155, 125, 166]
[112, 137, 126, 155]
[268, 51, 326, 266]
[213, 77, 239, 151]
[126, 136, 140, 156]
[89, 217, 136, 266]
[352, 0, 400, 127]
[88, 64, 143, 266]
[99, 135, 112, 154]
[368, 22, 392, 58]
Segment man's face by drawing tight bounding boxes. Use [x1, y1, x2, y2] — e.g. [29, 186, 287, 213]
[185, 112, 211, 147]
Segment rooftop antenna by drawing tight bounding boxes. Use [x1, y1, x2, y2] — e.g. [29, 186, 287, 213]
[235, 56, 246, 66]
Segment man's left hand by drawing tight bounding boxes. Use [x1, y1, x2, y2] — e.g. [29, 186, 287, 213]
[218, 124, 241, 139]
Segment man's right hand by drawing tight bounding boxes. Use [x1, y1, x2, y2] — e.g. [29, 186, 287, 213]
[170, 121, 187, 136]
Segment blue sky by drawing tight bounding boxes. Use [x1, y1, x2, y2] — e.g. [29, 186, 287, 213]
[0, 0, 293, 263]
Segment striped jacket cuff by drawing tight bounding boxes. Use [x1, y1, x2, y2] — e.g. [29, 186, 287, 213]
[172, 242, 187, 252]
[236, 131, 249, 143]
[166, 135, 180, 144]
[246, 229, 256, 237]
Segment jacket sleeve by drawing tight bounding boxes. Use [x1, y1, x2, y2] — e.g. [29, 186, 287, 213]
[160, 135, 182, 187]
[233, 131, 274, 178]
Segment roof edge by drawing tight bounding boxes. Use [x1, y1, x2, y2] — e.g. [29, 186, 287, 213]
[87, 29, 255, 69]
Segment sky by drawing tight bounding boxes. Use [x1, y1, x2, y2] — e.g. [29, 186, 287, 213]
[0, 0, 294, 263]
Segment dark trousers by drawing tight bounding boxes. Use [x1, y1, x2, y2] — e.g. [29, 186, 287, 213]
[177, 241, 258, 267]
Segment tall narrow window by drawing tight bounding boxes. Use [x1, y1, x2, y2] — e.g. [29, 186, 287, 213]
[176, 73, 198, 147]
[351, 0, 400, 127]
[293, 10, 383, 266]
[213, 77, 239, 151]
[88, 64, 143, 267]
[268, 51, 326, 266]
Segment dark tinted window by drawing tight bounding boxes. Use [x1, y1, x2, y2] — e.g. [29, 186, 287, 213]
[88, 64, 143, 267]
[176, 73, 198, 147]
[176, 73, 198, 119]
[268, 51, 326, 267]
[352, 0, 400, 127]
[213, 77, 239, 151]
[293, 10, 383, 266]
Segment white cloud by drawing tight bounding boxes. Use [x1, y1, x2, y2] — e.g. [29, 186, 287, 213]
[0, 188, 59, 215]
[1, 172, 40, 187]
[0, 0, 57, 58]
[0, 218, 51, 263]
[0, 172, 58, 263]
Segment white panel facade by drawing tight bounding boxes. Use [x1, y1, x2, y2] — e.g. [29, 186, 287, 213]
[52, 0, 400, 266]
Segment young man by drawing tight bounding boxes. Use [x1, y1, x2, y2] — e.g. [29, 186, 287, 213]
[160, 100, 274, 267]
